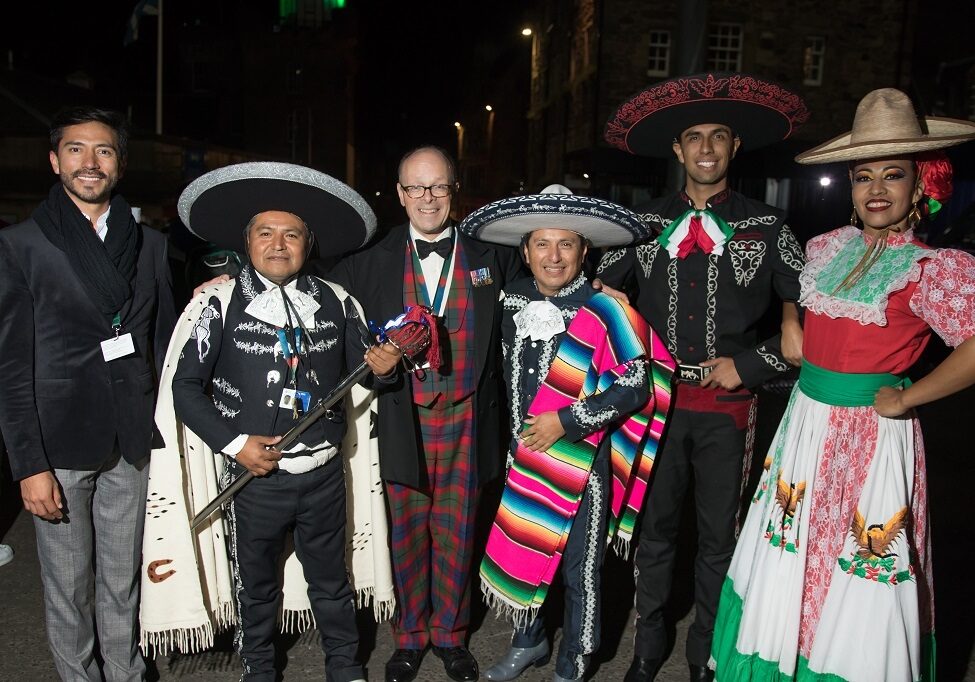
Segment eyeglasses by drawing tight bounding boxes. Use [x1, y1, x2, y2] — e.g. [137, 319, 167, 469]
[399, 183, 454, 199]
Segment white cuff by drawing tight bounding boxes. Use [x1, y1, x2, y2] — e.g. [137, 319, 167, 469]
[222, 434, 248, 458]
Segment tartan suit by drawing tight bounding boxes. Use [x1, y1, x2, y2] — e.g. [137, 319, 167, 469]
[327, 223, 522, 649]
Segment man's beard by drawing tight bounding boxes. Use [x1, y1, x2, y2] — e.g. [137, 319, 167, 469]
[61, 170, 117, 205]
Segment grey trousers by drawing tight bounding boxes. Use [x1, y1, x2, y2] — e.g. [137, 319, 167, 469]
[33, 453, 149, 682]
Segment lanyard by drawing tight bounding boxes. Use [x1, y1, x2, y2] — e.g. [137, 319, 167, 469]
[410, 235, 454, 316]
[111, 312, 122, 338]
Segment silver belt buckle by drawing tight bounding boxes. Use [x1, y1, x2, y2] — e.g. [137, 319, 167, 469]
[677, 363, 711, 384]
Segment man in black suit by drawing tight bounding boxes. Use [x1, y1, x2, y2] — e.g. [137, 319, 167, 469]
[0, 106, 175, 681]
[329, 146, 522, 682]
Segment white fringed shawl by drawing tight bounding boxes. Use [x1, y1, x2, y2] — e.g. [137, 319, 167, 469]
[140, 279, 394, 655]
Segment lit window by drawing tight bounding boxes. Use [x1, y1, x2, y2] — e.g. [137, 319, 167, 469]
[803, 36, 826, 86]
[707, 23, 743, 72]
[647, 31, 671, 78]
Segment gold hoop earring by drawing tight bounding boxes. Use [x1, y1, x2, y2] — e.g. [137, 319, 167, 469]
[850, 208, 859, 227]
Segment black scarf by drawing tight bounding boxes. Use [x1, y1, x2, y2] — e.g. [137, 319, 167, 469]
[32, 184, 141, 318]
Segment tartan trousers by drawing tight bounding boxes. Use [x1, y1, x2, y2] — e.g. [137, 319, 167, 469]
[385, 396, 477, 649]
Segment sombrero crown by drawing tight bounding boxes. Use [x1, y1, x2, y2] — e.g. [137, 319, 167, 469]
[178, 161, 376, 255]
[458, 184, 651, 248]
[796, 88, 975, 164]
[605, 72, 809, 157]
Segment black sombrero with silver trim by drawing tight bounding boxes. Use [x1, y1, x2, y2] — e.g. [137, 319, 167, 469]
[458, 184, 651, 247]
[177, 161, 376, 255]
[605, 72, 810, 157]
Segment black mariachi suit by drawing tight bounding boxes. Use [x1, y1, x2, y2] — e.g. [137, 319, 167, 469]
[597, 188, 804, 668]
[172, 265, 368, 682]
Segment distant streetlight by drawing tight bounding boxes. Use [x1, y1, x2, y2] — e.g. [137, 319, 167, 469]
[819, 176, 831, 187]
[454, 121, 461, 128]
[582, 173, 590, 180]
[521, 27, 532, 36]
[485, 105, 493, 112]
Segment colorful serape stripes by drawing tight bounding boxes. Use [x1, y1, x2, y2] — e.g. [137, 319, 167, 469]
[480, 293, 674, 623]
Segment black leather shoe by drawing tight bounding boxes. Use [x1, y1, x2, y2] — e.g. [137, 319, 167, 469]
[385, 648, 424, 682]
[689, 663, 714, 682]
[433, 645, 479, 682]
[624, 656, 663, 682]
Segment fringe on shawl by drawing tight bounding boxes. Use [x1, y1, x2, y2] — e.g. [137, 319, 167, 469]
[356, 587, 396, 622]
[141, 600, 236, 656]
[141, 623, 215, 658]
[611, 534, 633, 560]
[480, 582, 543, 631]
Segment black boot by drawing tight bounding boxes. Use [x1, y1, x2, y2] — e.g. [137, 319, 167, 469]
[689, 663, 714, 682]
[624, 656, 663, 682]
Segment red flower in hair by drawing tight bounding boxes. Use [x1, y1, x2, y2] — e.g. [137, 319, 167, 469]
[916, 151, 953, 202]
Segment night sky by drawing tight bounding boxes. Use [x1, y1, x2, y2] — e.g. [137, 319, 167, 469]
[0, 0, 532, 152]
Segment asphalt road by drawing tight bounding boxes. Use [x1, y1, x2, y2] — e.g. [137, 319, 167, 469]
[1, 379, 974, 681]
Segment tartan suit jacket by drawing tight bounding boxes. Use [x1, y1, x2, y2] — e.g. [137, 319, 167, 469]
[328, 223, 523, 489]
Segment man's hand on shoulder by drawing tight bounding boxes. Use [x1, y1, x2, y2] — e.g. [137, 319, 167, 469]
[193, 274, 231, 298]
[236, 435, 283, 476]
[590, 278, 630, 305]
[700, 357, 743, 391]
[21, 471, 63, 521]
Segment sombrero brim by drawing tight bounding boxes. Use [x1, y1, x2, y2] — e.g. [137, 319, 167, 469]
[458, 194, 651, 247]
[178, 162, 376, 255]
[605, 73, 810, 157]
[795, 117, 975, 164]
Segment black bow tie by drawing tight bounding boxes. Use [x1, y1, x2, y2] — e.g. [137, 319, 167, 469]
[415, 238, 453, 260]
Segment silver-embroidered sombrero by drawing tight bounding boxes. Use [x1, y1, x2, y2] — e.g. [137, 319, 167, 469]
[605, 72, 809, 157]
[796, 88, 975, 164]
[457, 184, 651, 247]
[177, 161, 376, 255]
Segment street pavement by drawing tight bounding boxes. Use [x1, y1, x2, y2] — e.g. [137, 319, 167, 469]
[1, 380, 974, 680]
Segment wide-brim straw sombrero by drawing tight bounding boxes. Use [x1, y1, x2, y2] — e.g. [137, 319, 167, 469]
[178, 161, 376, 255]
[605, 72, 810, 157]
[458, 184, 651, 248]
[796, 88, 975, 164]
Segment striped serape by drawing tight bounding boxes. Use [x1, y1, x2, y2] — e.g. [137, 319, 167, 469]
[480, 292, 674, 622]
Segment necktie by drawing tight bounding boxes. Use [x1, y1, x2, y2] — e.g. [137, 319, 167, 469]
[415, 238, 453, 260]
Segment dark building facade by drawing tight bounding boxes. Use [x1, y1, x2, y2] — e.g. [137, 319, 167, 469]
[518, 0, 975, 239]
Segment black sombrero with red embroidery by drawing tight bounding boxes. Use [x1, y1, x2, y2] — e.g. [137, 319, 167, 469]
[605, 72, 810, 157]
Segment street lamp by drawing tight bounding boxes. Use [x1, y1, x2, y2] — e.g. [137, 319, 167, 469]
[454, 121, 465, 160]
[521, 27, 532, 36]
[485, 105, 493, 112]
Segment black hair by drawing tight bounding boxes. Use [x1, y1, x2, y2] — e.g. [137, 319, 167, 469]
[50, 106, 129, 161]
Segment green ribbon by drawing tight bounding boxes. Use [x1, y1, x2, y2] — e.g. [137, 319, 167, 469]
[798, 359, 910, 407]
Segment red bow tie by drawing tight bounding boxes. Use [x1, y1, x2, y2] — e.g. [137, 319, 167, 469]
[676, 214, 717, 258]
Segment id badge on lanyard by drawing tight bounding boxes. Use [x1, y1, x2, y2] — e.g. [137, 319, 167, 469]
[100, 312, 135, 362]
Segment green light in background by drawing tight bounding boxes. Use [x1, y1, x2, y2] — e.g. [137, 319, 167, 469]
[280, 0, 346, 19]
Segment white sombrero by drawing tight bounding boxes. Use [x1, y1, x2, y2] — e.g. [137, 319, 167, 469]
[796, 88, 975, 165]
[458, 184, 651, 247]
[178, 162, 376, 255]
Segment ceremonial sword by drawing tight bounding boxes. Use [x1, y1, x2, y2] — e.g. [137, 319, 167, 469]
[190, 305, 436, 530]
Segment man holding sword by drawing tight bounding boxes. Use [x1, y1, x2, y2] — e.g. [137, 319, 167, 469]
[147, 162, 400, 681]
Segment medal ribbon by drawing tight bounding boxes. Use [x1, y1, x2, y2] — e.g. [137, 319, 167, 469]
[410, 234, 455, 316]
